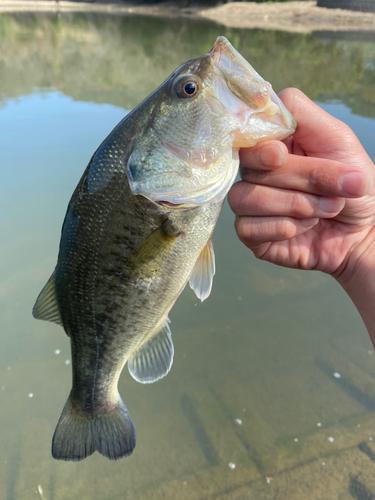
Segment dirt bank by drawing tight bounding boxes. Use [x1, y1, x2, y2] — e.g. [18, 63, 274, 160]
[0, 0, 375, 33]
[199, 1, 375, 33]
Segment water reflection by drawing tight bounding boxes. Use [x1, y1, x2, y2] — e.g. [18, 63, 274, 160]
[0, 12, 374, 117]
[1, 10, 375, 500]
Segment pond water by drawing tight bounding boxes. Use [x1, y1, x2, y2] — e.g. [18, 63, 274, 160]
[1, 11, 375, 500]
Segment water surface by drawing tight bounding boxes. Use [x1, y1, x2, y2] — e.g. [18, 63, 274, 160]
[1, 12, 375, 500]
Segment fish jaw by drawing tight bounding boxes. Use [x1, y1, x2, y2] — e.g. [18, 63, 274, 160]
[209, 36, 296, 147]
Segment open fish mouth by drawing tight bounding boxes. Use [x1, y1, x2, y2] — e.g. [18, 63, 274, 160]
[209, 36, 296, 145]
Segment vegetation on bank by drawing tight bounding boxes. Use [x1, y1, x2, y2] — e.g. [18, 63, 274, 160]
[0, 12, 374, 117]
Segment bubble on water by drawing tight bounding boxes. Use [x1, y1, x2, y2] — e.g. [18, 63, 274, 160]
[358, 424, 361, 428]
[235, 419, 242, 425]
[182, 353, 187, 358]
[28, 393, 33, 398]
[294, 438, 298, 442]
[328, 436, 334, 442]
[317, 422, 322, 427]
[1, 387, 4, 391]
[226, 325, 231, 330]
[322, 462, 326, 466]
[242, 408, 246, 413]
[6, 366, 10, 371]
[182, 481, 187, 486]
[65, 359, 70, 365]
[333, 372, 341, 379]
[238, 296, 242, 301]
[368, 350, 373, 355]
[54, 349, 61, 355]
[228, 462, 236, 469]
[369, 437, 373, 441]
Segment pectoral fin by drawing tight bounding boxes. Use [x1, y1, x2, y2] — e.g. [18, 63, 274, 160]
[127, 220, 180, 279]
[189, 238, 215, 302]
[32, 271, 63, 327]
[128, 318, 174, 384]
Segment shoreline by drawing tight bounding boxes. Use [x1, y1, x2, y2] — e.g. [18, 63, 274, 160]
[0, 1, 375, 33]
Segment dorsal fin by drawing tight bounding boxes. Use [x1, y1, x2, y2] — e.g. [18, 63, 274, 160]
[32, 271, 63, 327]
[189, 238, 215, 302]
[128, 318, 174, 384]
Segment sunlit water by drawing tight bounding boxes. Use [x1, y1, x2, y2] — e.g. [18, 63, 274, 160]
[1, 12, 375, 500]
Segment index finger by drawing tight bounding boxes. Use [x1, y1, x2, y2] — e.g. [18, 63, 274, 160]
[278, 88, 361, 163]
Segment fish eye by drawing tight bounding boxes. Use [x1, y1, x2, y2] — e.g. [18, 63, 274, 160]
[175, 78, 199, 99]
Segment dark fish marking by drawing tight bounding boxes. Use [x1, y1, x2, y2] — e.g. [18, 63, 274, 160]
[315, 357, 375, 412]
[180, 394, 219, 466]
[349, 476, 375, 500]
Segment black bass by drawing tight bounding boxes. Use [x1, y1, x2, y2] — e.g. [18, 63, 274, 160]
[33, 36, 296, 462]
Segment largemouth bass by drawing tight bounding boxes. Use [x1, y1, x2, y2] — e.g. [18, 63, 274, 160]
[33, 36, 296, 462]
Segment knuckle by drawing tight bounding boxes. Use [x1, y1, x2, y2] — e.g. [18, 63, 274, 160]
[289, 192, 300, 215]
[308, 166, 325, 191]
[235, 217, 250, 243]
[290, 192, 314, 217]
[227, 182, 241, 212]
[277, 219, 295, 240]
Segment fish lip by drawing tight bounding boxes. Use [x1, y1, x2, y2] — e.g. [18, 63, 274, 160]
[156, 201, 185, 208]
[209, 36, 262, 81]
[209, 36, 296, 136]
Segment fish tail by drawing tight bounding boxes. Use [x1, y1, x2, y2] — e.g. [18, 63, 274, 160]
[52, 395, 136, 461]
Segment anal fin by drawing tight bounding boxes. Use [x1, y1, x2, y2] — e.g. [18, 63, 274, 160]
[189, 238, 215, 302]
[32, 271, 63, 327]
[128, 318, 174, 384]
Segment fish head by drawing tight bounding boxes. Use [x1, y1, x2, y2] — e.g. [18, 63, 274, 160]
[127, 36, 296, 206]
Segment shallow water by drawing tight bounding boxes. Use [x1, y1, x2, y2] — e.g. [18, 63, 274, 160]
[1, 12, 375, 500]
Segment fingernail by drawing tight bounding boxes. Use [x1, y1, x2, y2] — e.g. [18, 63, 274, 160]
[259, 145, 285, 168]
[302, 218, 319, 227]
[319, 197, 344, 214]
[340, 172, 373, 196]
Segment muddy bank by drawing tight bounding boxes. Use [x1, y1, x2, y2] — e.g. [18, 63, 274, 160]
[0, 1, 375, 33]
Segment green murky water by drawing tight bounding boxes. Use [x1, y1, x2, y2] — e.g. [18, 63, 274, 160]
[1, 11, 375, 500]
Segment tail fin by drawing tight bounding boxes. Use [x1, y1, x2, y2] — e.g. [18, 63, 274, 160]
[52, 395, 136, 461]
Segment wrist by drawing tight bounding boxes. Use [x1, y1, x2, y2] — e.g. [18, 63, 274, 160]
[334, 230, 375, 346]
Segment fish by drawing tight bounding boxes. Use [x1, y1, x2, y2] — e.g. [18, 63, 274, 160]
[33, 36, 296, 462]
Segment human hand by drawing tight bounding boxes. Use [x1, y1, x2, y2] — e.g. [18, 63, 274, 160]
[228, 88, 375, 283]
